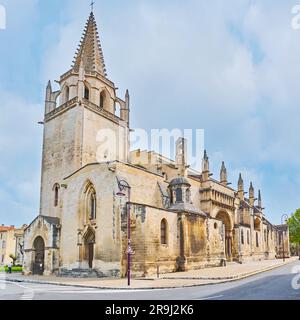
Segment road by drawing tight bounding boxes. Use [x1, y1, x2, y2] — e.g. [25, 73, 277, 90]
[0, 260, 299, 300]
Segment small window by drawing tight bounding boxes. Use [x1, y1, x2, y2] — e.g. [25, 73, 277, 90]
[54, 185, 59, 207]
[241, 229, 244, 245]
[256, 232, 259, 247]
[84, 86, 90, 100]
[100, 92, 105, 108]
[214, 222, 218, 230]
[65, 86, 70, 102]
[247, 230, 250, 244]
[161, 219, 168, 245]
[185, 188, 191, 203]
[176, 188, 183, 203]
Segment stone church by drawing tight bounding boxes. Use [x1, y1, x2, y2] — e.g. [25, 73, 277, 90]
[23, 11, 290, 277]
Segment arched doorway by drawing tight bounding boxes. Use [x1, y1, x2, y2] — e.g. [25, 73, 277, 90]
[33, 236, 45, 275]
[83, 227, 95, 269]
[216, 211, 233, 260]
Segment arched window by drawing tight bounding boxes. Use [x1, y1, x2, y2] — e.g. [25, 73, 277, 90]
[53, 184, 60, 207]
[89, 190, 96, 220]
[84, 86, 90, 100]
[161, 219, 168, 245]
[100, 91, 105, 108]
[65, 86, 70, 102]
[176, 188, 183, 203]
[185, 188, 191, 203]
[241, 229, 244, 245]
[115, 102, 121, 118]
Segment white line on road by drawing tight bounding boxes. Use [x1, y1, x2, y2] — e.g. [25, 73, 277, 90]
[195, 295, 224, 300]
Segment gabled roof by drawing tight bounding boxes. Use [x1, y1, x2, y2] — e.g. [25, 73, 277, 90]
[72, 12, 107, 76]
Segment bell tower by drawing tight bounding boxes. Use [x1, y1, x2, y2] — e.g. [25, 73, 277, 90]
[40, 11, 130, 217]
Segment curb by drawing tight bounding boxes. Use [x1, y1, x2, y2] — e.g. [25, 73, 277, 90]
[4, 259, 297, 291]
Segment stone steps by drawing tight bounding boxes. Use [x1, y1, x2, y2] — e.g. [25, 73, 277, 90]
[58, 268, 105, 278]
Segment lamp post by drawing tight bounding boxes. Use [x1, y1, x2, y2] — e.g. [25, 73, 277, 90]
[116, 179, 132, 286]
[281, 214, 288, 262]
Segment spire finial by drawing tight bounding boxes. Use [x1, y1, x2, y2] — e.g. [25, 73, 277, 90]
[90, 1, 95, 12]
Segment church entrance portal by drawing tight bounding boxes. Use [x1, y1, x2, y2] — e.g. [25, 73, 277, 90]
[33, 236, 45, 275]
[83, 228, 95, 269]
[216, 211, 233, 261]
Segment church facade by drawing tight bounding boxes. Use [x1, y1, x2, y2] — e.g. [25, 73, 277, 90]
[23, 12, 290, 278]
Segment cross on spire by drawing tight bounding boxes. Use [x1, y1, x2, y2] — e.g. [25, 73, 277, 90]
[90, 1, 95, 12]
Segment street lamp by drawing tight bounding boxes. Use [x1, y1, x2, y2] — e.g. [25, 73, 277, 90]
[281, 214, 288, 262]
[116, 178, 132, 286]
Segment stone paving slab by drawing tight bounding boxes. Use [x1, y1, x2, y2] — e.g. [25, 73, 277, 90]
[2, 257, 298, 290]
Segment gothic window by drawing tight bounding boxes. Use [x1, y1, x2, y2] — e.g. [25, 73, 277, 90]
[65, 86, 70, 102]
[256, 232, 259, 247]
[241, 229, 244, 245]
[185, 188, 191, 203]
[100, 91, 105, 108]
[176, 188, 183, 203]
[89, 191, 97, 220]
[84, 86, 90, 100]
[160, 219, 168, 245]
[53, 184, 60, 207]
[115, 101, 121, 118]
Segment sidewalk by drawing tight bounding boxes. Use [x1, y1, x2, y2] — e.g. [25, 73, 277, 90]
[3, 257, 298, 290]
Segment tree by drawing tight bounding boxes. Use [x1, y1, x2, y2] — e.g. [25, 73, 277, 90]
[287, 209, 300, 255]
[9, 254, 17, 266]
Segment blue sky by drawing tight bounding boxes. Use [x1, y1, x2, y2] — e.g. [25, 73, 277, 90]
[0, 0, 300, 226]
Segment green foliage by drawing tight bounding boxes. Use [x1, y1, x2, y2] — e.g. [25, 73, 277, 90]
[0, 266, 23, 272]
[288, 208, 300, 244]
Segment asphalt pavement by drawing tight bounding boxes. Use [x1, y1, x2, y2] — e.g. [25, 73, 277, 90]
[0, 260, 299, 300]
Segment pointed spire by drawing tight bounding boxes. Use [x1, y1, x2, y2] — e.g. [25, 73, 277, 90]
[249, 181, 254, 192]
[258, 189, 262, 208]
[125, 89, 130, 109]
[249, 182, 254, 206]
[72, 12, 107, 76]
[237, 173, 244, 200]
[238, 173, 243, 189]
[220, 161, 227, 185]
[202, 150, 209, 172]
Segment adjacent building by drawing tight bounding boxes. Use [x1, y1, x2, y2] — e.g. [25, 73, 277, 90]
[0, 225, 26, 266]
[23, 11, 289, 277]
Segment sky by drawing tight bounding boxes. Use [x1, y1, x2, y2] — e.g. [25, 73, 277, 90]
[0, 0, 300, 226]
